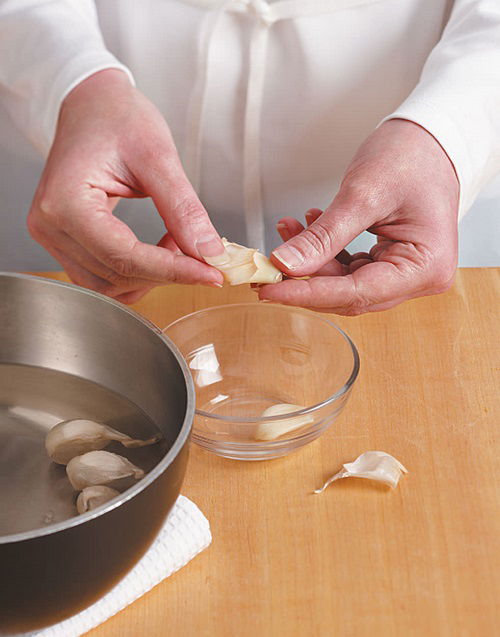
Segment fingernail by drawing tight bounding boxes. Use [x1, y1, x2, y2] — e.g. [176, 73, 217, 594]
[260, 299, 272, 303]
[207, 281, 224, 288]
[276, 223, 287, 230]
[196, 236, 229, 265]
[272, 244, 304, 270]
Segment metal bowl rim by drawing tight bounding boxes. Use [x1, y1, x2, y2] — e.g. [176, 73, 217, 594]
[0, 273, 195, 545]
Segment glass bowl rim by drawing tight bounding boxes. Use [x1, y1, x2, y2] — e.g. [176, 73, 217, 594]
[163, 302, 360, 424]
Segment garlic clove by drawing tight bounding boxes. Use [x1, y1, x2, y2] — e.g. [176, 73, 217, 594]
[314, 451, 408, 493]
[224, 261, 257, 286]
[204, 238, 282, 286]
[45, 419, 161, 465]
[66, 450, 145, 491]
[249, 251, 283, 284]
[255, 403, 314, 441]
[76, 486, 120, 514]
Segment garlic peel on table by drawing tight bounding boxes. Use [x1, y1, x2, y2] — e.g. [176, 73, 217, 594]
[45, 419, 161, 464]
[314, 451, 408, 493]
[76, 486, 120, 514]
[255, 403, 314, 441]
[66, 450, 145, 490]
[204, 238, 282, 285]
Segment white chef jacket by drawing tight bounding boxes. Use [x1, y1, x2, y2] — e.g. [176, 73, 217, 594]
[0, 0, 499, 252]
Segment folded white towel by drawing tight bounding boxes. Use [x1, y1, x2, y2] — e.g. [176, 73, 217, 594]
[34, 496, 211, 637]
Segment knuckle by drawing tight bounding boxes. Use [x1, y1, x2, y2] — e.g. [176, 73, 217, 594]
[297, 222, 334, 256]
[103, 238, 142, 278]
[343, 307, 365, 317]
[340, 180, 385, 215]
[78, 274, 122, 297]
[172, 196, 207, 227]
[107, 252, 135, 278]
[26, 213, 42, 240]
[169, 258, 181, 284]
[347, 281, 371, 315]
[430, 264, 456, 293]
[96, 282, 121, 297]
[102, 268, 130, 287]
[38, 197, 63, 227]
[426, 247, 457, 293]
[342, 298, 368, 316]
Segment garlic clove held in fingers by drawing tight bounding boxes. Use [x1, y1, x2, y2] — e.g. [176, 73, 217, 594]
[76, 486, 120, 514]
[204, 238, 282, 285]
[45, 419, 161, 464]
[255, 403, 314, 441]
[66, 450, 144, 491]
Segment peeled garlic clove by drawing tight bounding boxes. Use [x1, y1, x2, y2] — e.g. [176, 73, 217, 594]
[45, 419, 161, 464]
[248, 251, 282, 284]
[204, 238, 282, 285]
[76, 486, 120, 514]
[255, 403, 314, 441]
[66, 450, 144, 491]
[314, 451, 408, 493]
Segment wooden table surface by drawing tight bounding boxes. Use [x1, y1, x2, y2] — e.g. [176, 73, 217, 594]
[40, 269, 500, 637]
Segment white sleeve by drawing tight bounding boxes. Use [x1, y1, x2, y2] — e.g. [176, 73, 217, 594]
[0, 0, 134, 155]
[380, 0, 500, 218]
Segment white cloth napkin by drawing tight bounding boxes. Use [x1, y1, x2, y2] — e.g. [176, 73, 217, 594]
[33, 496, 211, 637]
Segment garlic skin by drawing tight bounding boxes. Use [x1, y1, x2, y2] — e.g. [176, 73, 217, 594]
[255, 403, 314, 441]
[66, 450, 145, 491]
[189, 344, 223, 388]
[314, 451, 408, 493]
[76, 486, 120, 514]
[204, 238, 282, 285]
[45, 419, 161, 465]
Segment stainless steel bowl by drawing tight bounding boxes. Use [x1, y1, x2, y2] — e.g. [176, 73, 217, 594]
[0, 273, 194, 635]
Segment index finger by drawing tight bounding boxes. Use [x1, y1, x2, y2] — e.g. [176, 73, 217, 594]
[63, 195, 224, 286]
[257, 258, 434, 315]
[134, 144, 226, 264]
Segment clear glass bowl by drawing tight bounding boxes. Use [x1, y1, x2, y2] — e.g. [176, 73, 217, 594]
[163, 303, 359, 460]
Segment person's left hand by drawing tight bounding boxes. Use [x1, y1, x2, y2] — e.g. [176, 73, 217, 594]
[255, 119, 460, 315]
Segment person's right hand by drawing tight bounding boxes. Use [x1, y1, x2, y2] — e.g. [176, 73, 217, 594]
[27, 69, 226, 304]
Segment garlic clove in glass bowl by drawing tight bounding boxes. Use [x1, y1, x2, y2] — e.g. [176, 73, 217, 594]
[255, 403, 314, 441]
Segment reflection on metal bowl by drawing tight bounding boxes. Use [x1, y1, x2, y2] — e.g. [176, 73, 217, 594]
[0, 273, 194, 635]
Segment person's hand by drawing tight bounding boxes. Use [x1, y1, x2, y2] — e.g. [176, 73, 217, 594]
[27, 69, 226, 304]
[256, 119, 459, 315]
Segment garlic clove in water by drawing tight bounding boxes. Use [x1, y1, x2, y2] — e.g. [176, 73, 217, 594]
[314, 451, 408, 493]
[45, 419, 161, 464]
[204, 238, 282, 285]
[76, 486, 120, 514]
[255, 403, 314, 441]
[66, 450, 145, 491]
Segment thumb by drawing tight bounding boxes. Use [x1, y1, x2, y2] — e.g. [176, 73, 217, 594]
[271, 193, 377, 276]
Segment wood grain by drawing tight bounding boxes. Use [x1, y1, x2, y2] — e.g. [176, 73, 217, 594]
[35, 269, 500, 637]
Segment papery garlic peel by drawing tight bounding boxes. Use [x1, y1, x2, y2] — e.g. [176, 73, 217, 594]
[314, 451, 408, 493]
[255, 403, 314, 441]
[45, 419, 161, 465]
[204, 238, 282, 285]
